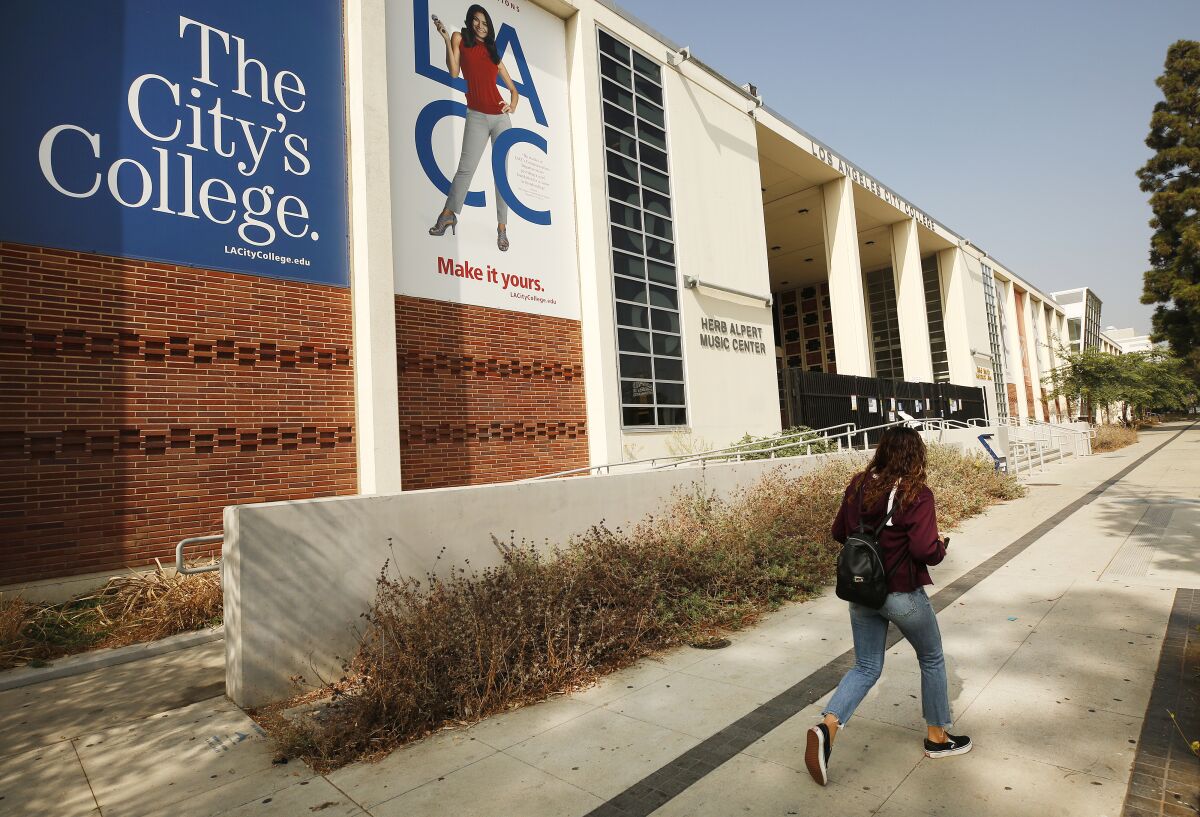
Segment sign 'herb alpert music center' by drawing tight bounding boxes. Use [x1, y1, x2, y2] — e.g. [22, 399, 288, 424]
[0, 1, 349, 286]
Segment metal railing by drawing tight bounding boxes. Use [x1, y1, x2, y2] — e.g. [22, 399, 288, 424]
[1008, 440, 1046, 473]
[176, 535, 222, 575]
[976, 433, 1007, 472]
[1018, 418, 1093, 458]
[528, 422, 858, 480]
[532, 414, 1021, 482]
[660, 418, 926, 470]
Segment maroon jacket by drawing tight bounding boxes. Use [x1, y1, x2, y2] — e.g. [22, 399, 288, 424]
[831, 476, 946, 593]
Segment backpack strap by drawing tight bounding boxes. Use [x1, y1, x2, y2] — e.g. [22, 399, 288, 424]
[872, 502, 898, 538]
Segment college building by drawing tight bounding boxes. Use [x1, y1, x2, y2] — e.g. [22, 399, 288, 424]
[1, 0, 1093, 592]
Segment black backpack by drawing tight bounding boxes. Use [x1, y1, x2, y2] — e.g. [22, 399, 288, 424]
[835, 482, 911, 609]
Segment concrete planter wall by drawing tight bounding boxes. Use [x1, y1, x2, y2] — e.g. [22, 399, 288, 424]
[224, 452, 838, 707]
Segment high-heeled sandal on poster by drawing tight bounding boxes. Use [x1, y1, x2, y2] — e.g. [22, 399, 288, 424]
[497, 225, 509, 251]
[429, 212, 457, 236]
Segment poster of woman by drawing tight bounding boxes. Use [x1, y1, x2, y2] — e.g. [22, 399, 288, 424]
[428, 6, 519, 251]
[390, 0, 580, 321]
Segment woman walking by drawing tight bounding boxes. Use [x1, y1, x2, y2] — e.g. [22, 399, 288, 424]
[805, 427, 971, 787]
[429, 5, 521, 251]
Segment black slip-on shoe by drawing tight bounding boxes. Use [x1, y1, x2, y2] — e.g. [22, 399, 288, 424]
[805, 722, 832, 785]
[924, 732, 972, 758]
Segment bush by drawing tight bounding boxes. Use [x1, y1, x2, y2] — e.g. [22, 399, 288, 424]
[1093, 425, 1138, 452]
[0, 566, 222, 670]
[270, 444, 1022, 771]
[925, 444, 1026, 530]
[729, 426, 838, 460]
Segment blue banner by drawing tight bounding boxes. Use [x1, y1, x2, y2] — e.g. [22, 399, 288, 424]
[0, 1, 349, 286]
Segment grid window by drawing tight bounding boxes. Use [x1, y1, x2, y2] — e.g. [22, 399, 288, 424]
[866, 266, 904, 381]
[599, 28, 684, 428]
[1084, 293, 1101, 351]
[981, 265, 1008, 421]
[921, 255, 950, 383]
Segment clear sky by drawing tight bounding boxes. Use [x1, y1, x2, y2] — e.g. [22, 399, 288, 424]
[618, 0, 1200, 335]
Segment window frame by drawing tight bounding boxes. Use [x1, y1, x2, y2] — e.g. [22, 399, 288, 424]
[597, 27, 688, 431]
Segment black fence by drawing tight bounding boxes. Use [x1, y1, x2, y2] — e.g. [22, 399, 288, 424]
[781, 369, 988, 445]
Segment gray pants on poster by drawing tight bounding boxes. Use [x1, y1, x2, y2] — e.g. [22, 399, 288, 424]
[444, 110, 512, 223]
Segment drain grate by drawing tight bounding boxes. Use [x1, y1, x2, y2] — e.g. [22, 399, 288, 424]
[1104, 504, 1175, 579]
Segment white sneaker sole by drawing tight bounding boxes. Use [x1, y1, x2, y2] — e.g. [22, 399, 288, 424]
[925, 742, 972, 758]
[805, 726, 828, 785]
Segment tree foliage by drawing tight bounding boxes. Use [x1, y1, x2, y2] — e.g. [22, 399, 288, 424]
[1138, 40, 1200, 379]
[1044, 347, 1196, 422]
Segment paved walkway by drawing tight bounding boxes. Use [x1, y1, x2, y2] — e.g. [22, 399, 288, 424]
[1, 423, 1197, 817]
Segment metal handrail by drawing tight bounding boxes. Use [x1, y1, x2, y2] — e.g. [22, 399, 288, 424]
[645, 422, 858, 469]
[176, 535, 222, 575]
[1008, 440, 1045, 474]
[682, 275, 773, 306]
[657, 417, 956, 470]
[920, 418, 975, 431]
[1021, 418, 1092, 457]
[528, 422, 858, 480]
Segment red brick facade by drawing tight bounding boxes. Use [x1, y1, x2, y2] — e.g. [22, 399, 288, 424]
[395, 295, 588, 489]
[0, 244, 592, 585]
[0, 242, 357, 584]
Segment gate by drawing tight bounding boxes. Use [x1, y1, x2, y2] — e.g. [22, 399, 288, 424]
[783, 369, 988, 444]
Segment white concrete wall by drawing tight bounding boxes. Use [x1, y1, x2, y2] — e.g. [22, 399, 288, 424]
[224, 451, 840, 707]
[920, 426, 999, 457]
[574, 6, 779, 463]
[644, 58, 778, 456]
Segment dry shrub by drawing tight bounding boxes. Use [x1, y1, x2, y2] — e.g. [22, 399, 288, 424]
[0, 565, 221, 671]
[277, 445, 1020, 770]
[0, 595, 33, 668]
[89, 566, 223, 645]
[925, 443, 1026, 529]
[1094, 425, 1138, 452]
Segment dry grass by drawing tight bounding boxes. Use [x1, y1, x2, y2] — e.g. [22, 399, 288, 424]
[271, 444, 1023, 771]
[1093, 425, 1138, 452]
[0, 564, 222, 671]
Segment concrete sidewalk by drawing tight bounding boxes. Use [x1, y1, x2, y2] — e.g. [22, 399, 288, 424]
[1, 423, 1196, 817]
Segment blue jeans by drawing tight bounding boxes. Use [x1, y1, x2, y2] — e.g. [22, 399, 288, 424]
[823, 588, 952, 728]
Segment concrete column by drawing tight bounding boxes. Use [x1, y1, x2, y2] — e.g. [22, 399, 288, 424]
[1038, 306, 1056, 421]
[1000, 279, 1028, 420]
[936, 247, 976, 386]
[346, 0, 402, 493]
[820, 177, 871, 375]
[1035, 303, 1056, 420]
[890, 219, 933, 382]
[1053, 312, 1070, 420]
[1022, 297, 1046, 421]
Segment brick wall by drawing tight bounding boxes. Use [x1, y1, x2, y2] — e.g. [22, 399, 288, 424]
[396, 295, 588, 489]
[0, 242, 357, 585]
[1007, 383, 1020, 419]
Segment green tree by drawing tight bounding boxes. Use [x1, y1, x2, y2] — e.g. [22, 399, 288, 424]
[1042, 346, 1124, 422]
[1122, 351, 1197, 417]
[1044, 348, 1197, 424]
[1138, 41, 1200, 381]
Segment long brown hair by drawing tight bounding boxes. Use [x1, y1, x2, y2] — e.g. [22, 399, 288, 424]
[462, 4, 501, 64]
[850, 426, 928, 511]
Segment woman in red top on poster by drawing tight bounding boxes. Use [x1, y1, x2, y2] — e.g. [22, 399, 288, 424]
[804, 427, 972, 787]
[429, 5, 521, 251]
